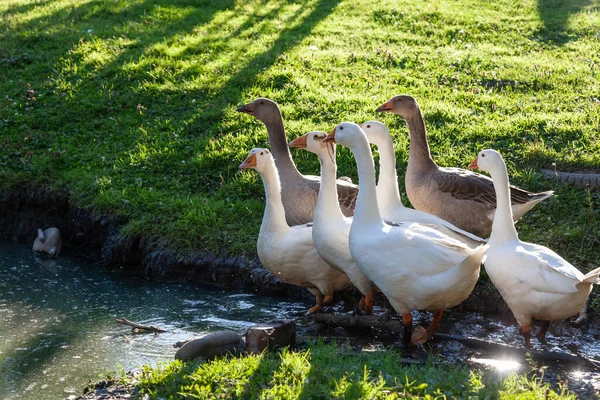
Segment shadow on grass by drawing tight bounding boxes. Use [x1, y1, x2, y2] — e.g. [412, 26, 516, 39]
[535, 0, 592, 45]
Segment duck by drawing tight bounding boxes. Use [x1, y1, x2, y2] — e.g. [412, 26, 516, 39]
[239, 148, 351, 314]
[376, 95, 553, 237]
[468, 149, 600, 347]
[325, 122, 488, 345]
[237, 98, 358, 225]
[360, 120, 485, 248]
[288, 131, 375, 314]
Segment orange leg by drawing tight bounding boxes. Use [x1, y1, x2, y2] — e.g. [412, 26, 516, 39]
[536, 321, 550, 342]
[521, 324, 532, 348]
[364, 294, 374, 315]
[357, 296, 365, 311]
[323, 294, 334, 305]
[306, 293, 324, 315]
[425, 310, 444, 338]
[402, 313, 413, 346]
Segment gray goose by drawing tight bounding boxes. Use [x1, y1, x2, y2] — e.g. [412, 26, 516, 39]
[237, 98, 358, 225]
[376, 95, 553, 237]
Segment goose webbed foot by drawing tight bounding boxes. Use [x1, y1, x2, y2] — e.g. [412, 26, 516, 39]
[411, 310, 444, 345]
[306, 304, 323, 315]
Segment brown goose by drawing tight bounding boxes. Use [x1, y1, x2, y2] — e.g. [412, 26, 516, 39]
[237, 98, 358, 225]
[376, 95, 553, 237]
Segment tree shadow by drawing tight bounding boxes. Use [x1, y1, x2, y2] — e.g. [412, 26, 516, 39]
[535, 0, 593, 45]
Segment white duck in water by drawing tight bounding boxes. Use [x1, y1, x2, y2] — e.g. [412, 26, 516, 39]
[237, 98, 358, 225]
[360, 120, 485, 248]
[288, 131, 375, 314]
[325, 122, 488, 346]
[376, 95, 553, 237]
[469, 149, 600, 347]
[239, 148, 351, 314]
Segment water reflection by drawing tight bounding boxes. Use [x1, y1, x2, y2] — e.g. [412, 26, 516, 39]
[470, 357, 522, 373]
[0, 241, 308, 399]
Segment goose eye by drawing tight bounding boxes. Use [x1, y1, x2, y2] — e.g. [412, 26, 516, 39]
[481, 154, 485, 158]
[260, 151, 264, 155]
[366, 125, 371, 128]
[340, 126, 344, 130]
[260, 101, 264, 105]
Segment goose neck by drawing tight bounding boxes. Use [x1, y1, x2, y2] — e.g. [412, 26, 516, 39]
[373, 136, 404, 210]
[350, 138, 384, 227]
[405, 109, 436, 173]
[259, 165, 290, 234]
[488, 163, 519, 244]
[264, 118, 301, 178]
[315, 149, 345, 223]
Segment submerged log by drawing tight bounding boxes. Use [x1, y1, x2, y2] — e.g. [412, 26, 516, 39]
[175, 331, 245, 362]
[115, 318, 167, 333]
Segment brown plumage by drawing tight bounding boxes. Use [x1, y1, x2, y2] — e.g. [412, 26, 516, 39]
[376, 95, 553, 237]
[237, 98, 358, 226]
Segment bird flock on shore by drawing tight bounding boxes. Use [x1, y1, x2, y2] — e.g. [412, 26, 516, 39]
[236, 95, 600, 348]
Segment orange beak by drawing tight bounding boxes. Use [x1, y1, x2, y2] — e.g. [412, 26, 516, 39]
[376, 100, 394, 113]
[239, 153, 257, 169]
[236, 102, 255, 115]
[467, 156, 479, 170]
[323, 127, 336, 143]
[288, 134, 308, 149]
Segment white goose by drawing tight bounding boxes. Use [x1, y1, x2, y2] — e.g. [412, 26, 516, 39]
[360, 120, 485, 248]
[468, 149, 600, 347]
[239, 148, 351, 314]
[288, 132, 375, 314]
[325, 122, 488, 345]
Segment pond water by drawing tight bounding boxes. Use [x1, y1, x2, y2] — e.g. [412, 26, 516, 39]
[0, 241, 308, 399]
[2, 240, 599, 399]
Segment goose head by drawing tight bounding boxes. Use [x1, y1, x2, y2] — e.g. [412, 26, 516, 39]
[468, 149, 504, 173]
[360, 120, 391, 146]
[288, 131, 333, 156]
[324, 122, 366, 151]
[376, 95, 419, 117]
[236, 98, 281, 123]
[239, 148, 273, 173]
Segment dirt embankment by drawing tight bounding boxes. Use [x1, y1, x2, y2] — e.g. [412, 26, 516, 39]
[0, 187, 510, 314]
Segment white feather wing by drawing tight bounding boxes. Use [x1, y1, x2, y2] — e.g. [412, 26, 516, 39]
[513, 242, 584, 294]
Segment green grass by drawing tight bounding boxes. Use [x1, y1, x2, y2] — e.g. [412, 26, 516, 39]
[0, 0, 599, 268]
[135, 342, 576, 399]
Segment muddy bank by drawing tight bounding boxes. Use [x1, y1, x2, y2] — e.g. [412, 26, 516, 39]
[0, 186, 512, 313]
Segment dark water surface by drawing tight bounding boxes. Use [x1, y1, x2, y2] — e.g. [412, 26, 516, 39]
[0, 241, 307, 399]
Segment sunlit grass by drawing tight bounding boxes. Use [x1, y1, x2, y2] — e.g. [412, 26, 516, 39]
[136, 342, 577, 399]
[0, 0, 598, 277]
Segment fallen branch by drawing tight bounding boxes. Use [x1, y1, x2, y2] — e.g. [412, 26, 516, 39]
[308, 312, 401, 332]
[309, 313, 600, 371]
[115, 318, 167, 334]
[433, 333, 600, 371]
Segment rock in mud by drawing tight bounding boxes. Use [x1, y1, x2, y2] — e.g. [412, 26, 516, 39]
[246, 319, 296, 354]
[32, 227, 62, 256]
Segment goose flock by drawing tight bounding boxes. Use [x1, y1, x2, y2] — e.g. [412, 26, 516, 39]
[237, 95, 600, 348]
